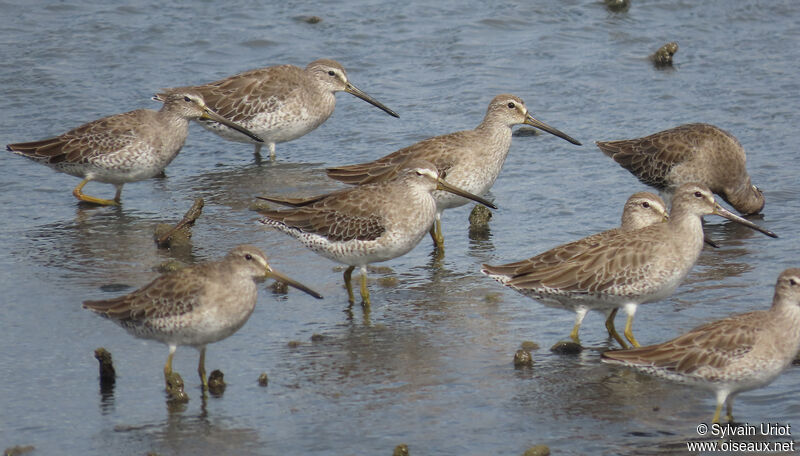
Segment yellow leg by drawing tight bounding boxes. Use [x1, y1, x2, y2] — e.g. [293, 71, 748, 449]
[624, 313, 641, 348]
[568, 324, 581, 344]
[164, 345, 176, 381]
[360, 267, 370, 307]
[198, 346, 207, 391]
[72, 179, 120, 206]
[725, 399, 734, 423]
[344, 266, 355, 304]
[429, 217, 444, 250]
[712, 401, 723, 424]
[605, 309, 629, 349]
[569, 308, 587, 344]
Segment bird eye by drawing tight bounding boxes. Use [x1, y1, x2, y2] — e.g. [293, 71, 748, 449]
[507, 102, 515, 109]
[183, 96, 192, 102]
[791, 278, 798, 286]
[244, 254, 253, 261]
[694, 191, 702, 198]
[328, 70, 336, 76]
[642, 202, 650, 208]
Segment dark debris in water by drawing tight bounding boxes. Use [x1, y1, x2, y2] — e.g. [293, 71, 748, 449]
[549, 341, 583, 355]
[522, 445, 550, 456]
[208, 369, 226, 396]
[165, 372, 189, 403]
[513, 349, 534, 368]
[93, 347, 116, 385]
[3, 446, 35, 456]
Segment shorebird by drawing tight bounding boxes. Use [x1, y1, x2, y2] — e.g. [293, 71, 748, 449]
[258, 159, 496, 306]
[482, 192, 669, 347]
[482, 183, 776, 348]
[597, 123, 765, 215]
[83, 245, 322, 392]
[7, 92, 263, 206]
[154, 59, 398, 159]
[326, 94, 582, 251]
[602, 268, 800, 424]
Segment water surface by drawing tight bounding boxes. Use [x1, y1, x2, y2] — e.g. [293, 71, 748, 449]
[1, 1, 799, 454]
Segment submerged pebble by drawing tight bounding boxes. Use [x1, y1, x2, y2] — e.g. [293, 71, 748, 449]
[549, 341, 583, 355]
[468, 205, 492, 226]
[513, 349, 533, 368]
[604, 0, 630, 12]
[270, 280, 289, 294]
[650, 42, 679, 66]
[165, 372, 189, 403]
[3, 445, 35, 456]
[93, 347, 116, 385]
[512, 126, 541, 137]
[294, 15, 322, 24]
[520, 341, 539, 351]
[523, 445, 550, 456]
[208, 369, 226, 396]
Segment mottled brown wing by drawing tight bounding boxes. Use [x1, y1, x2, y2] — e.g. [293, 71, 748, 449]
[260, 188, 386, 242]
[326, 132, 466, 185]
[157, 65, 301, 124]
[502, 234, 651, 294]
[483, 230, 616, 279]
[7, 110, 146, 164]
[602, 312, 761, 375]
[325, 148, 414, 185]
[82, 265, 210, 322]
[597, 127, 697, 189]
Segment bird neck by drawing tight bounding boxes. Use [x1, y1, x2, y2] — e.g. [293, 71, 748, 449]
[723, 180, 764, 215]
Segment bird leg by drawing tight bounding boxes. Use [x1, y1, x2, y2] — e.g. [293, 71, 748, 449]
[429, 217, 444, 250]
[198, 346, 207, 391]
[72, 179, 120, 206]
[605, 308, 629, 349]
[344, 266, 355, 304]
[359, 265, 370, 308]
[164, 345, 176, 383]
[569, 308, 588, 344]
[624, 313, 641, 348]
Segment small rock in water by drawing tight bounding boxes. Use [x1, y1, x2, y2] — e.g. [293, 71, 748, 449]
[392, 443, 409, 456]
[512, 126, 541, 137]
[165, 372, 189, 403]
[650, 42, 679, 66]
[523, 444, 551, 456]
[208, 369, 226, 396]
[550, 341, 583, 355]
[604, 0, 630, 12]
[3, 445, 35, 456]
[520, 340, 539, 351]
[270, 280, 289, 294]
[513, 349, 534, 368]
[258, 372, 269, 387]
[93, 347, 116, 385]
[294, 15, 323, 24]
[469, 205, 493, 226]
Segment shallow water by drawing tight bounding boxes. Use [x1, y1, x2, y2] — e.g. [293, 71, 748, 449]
[1, 0, 800, 455]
